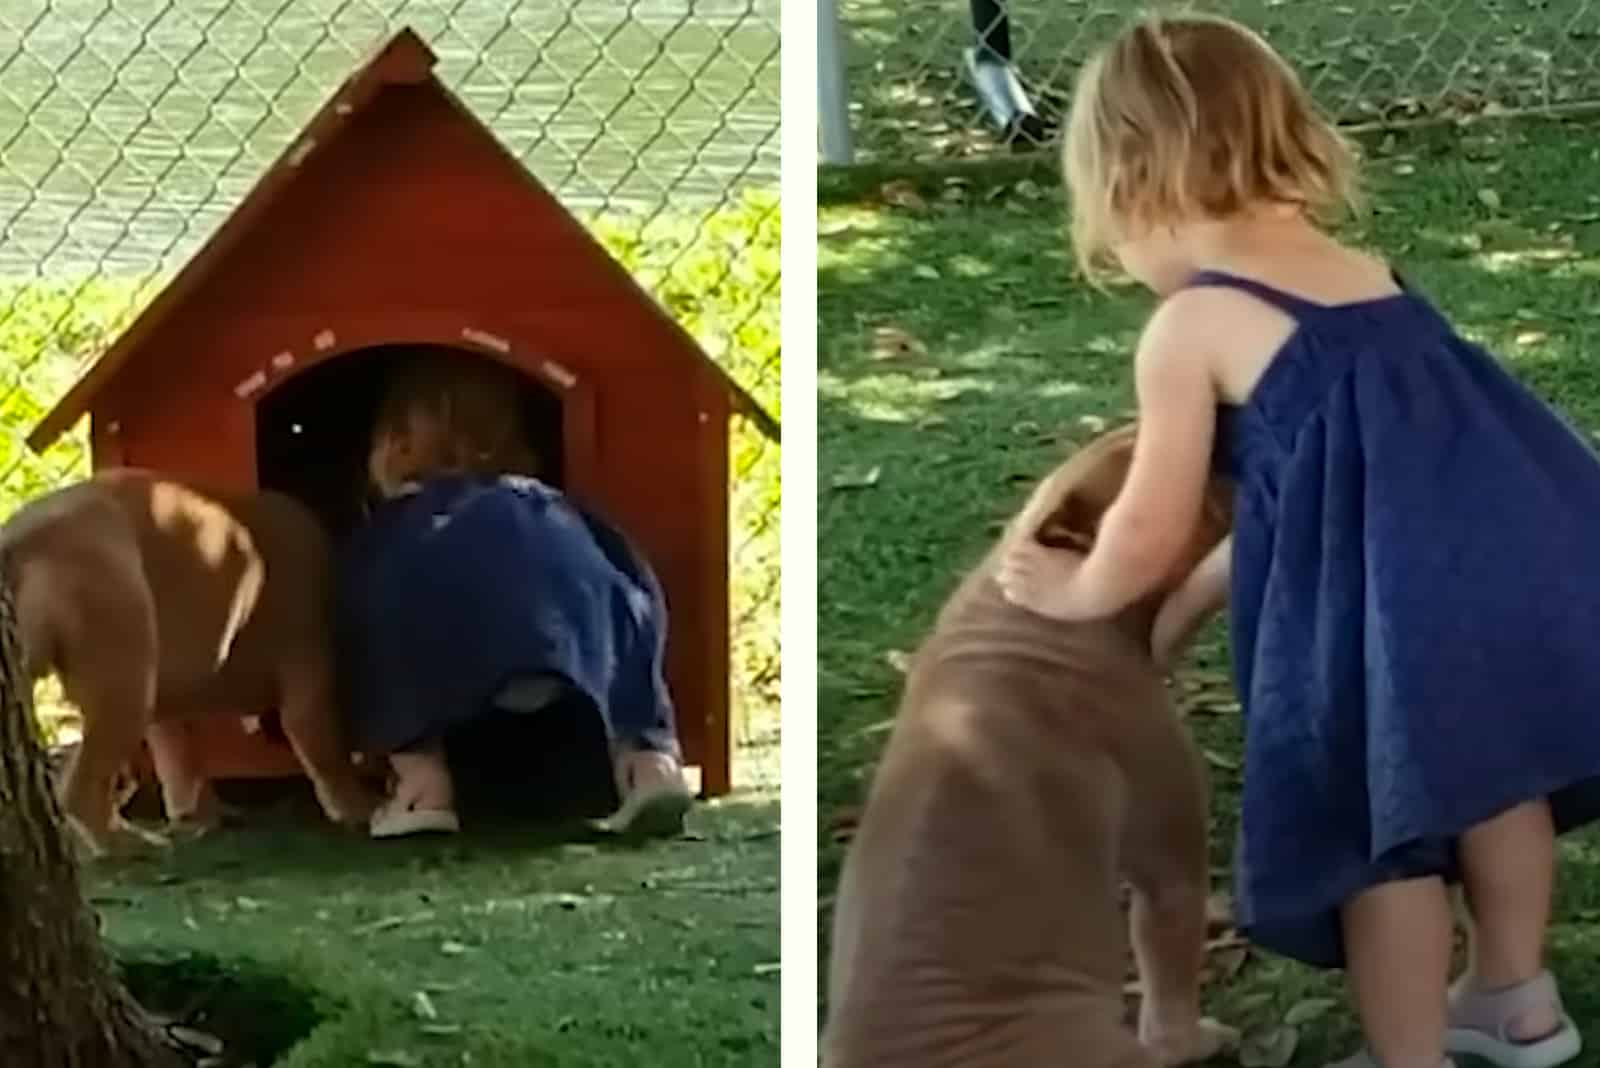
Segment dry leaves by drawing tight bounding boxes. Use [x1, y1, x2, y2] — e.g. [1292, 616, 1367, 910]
[879, 179, 928, 212]
[367, 1053, 423, 1068]
[1239, 1025, 1299, 1068]
[1284, 996, 1338, 1026]
[168, 1026, 224, 1057]
[1205, 892, 1234, 933]
[871, 325, 928, 362]
[829, 807, 862, 844]
[831, 465, 882, 491]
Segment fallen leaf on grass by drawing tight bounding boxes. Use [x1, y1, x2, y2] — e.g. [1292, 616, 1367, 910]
[871, 326, 928, 361]
[831, 466, 881, 491]
[830, 807, 861, 844]
[413, 991, 439, 1021]
[1203, 946, 1249, 983]
[367, 1052, 423, 1068]
[1205, 892, 1234, 932]
[1239, 1025, 1299, 1068]
[1284, 996, 1338, 1026]
[356, 910, 436, 935]
[879, 179, 928, 212]
[168, 1026, 224, 1056]
[1206, 929, 1247, 952]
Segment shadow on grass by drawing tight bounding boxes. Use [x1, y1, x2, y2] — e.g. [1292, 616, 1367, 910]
[119, 952, 324, 1067]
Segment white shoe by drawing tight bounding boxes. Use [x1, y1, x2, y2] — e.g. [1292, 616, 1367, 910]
[602, 750, 692, 838]
[370, 798, 460, 839]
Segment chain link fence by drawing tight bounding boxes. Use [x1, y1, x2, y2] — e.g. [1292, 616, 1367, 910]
[822, 0, 1600, 163]
[0, 0, 780, 790]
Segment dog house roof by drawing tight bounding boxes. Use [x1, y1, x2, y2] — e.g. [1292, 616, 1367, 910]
[28, 26, 777, 453]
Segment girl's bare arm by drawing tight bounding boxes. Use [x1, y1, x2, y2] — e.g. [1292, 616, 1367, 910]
[1151, 534, 1231, 670]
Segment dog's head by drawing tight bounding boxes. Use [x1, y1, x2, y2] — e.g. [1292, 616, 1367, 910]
[367, 352, 543, 500]
[1015, 422, 1232, 596]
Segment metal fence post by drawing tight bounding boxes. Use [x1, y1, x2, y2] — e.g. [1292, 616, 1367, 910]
[818, 0, 854, 164]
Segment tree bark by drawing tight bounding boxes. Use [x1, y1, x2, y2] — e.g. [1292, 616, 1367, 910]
[0, 567, 182, 1067]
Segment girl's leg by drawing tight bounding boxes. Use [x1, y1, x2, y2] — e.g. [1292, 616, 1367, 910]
[1341, 876, 1453, 1068]
[388, 742, 455, 811]
[1456, 799, 1560, 1039]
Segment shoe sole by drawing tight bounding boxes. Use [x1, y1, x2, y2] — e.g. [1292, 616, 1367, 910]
[370, 810, 461, 839]
[605, 789, 692, 840]
[1446, 1018, 1582, 1068]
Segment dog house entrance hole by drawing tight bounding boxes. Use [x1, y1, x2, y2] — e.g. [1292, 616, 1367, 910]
[256, 343, 564, 538]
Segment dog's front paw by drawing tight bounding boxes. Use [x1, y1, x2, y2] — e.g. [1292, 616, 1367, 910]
[72, 819, 172, 861]
[1142, 1017, 1239, 1067]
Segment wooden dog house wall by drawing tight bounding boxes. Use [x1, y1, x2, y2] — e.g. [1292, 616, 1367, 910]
[27, 28, 771, 797]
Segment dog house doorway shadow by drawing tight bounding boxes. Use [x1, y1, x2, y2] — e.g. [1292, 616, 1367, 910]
[254, 340, 575, 538]
[229, 336, 619, 820]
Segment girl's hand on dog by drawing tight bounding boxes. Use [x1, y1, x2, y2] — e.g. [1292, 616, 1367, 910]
[997, 540, 1088, 619]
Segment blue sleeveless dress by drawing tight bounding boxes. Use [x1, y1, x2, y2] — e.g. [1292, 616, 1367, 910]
[1198, 269, 1600, 968]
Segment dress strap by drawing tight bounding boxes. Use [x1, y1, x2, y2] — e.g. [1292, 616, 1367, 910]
[1184, 269, 1321, 319]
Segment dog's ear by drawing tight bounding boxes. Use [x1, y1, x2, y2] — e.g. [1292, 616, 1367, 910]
[1034, 490, 1100, 551]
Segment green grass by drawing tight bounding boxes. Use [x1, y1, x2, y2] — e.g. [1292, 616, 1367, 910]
[93, 797, 778, 1067]
[839, 0, 1600, 161]
[819, 112, 1600, 1061]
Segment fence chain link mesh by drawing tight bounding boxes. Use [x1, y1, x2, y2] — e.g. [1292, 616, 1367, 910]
[0, 0, 779, 790]
[833, 0, 1600, 162]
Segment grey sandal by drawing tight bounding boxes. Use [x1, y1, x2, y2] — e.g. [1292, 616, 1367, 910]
[1446, 971, 1581, 1068]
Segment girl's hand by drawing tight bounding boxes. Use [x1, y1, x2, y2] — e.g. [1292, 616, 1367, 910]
[997, 540, 1088, 619]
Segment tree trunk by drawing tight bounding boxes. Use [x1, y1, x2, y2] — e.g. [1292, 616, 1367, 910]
[0, 569, 182, 1067]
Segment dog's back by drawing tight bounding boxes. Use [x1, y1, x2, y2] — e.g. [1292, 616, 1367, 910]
[2, 470, 333, 711]
[824, 549, 1176, 1068]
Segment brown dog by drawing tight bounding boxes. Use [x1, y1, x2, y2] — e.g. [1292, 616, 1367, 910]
[1, 469, 378, 855]
[823, 425, 1235, 1068]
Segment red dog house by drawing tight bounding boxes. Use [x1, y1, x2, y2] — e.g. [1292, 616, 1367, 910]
[27, 27, 773, 798]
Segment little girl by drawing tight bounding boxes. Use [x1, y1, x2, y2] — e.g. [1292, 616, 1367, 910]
[999, 15, 1600, 1068]
[344, 350, 691, 840]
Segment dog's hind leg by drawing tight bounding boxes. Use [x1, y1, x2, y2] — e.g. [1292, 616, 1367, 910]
[1120, 714, 1238, 1066]
[53, 553, 166, 858]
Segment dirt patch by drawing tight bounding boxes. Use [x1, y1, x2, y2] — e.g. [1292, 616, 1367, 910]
[118, 954, 325, 1067]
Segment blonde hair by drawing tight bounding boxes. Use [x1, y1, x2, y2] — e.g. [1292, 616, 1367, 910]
[367, 351, 542, 498]
[1063, 13, 1359, 280]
